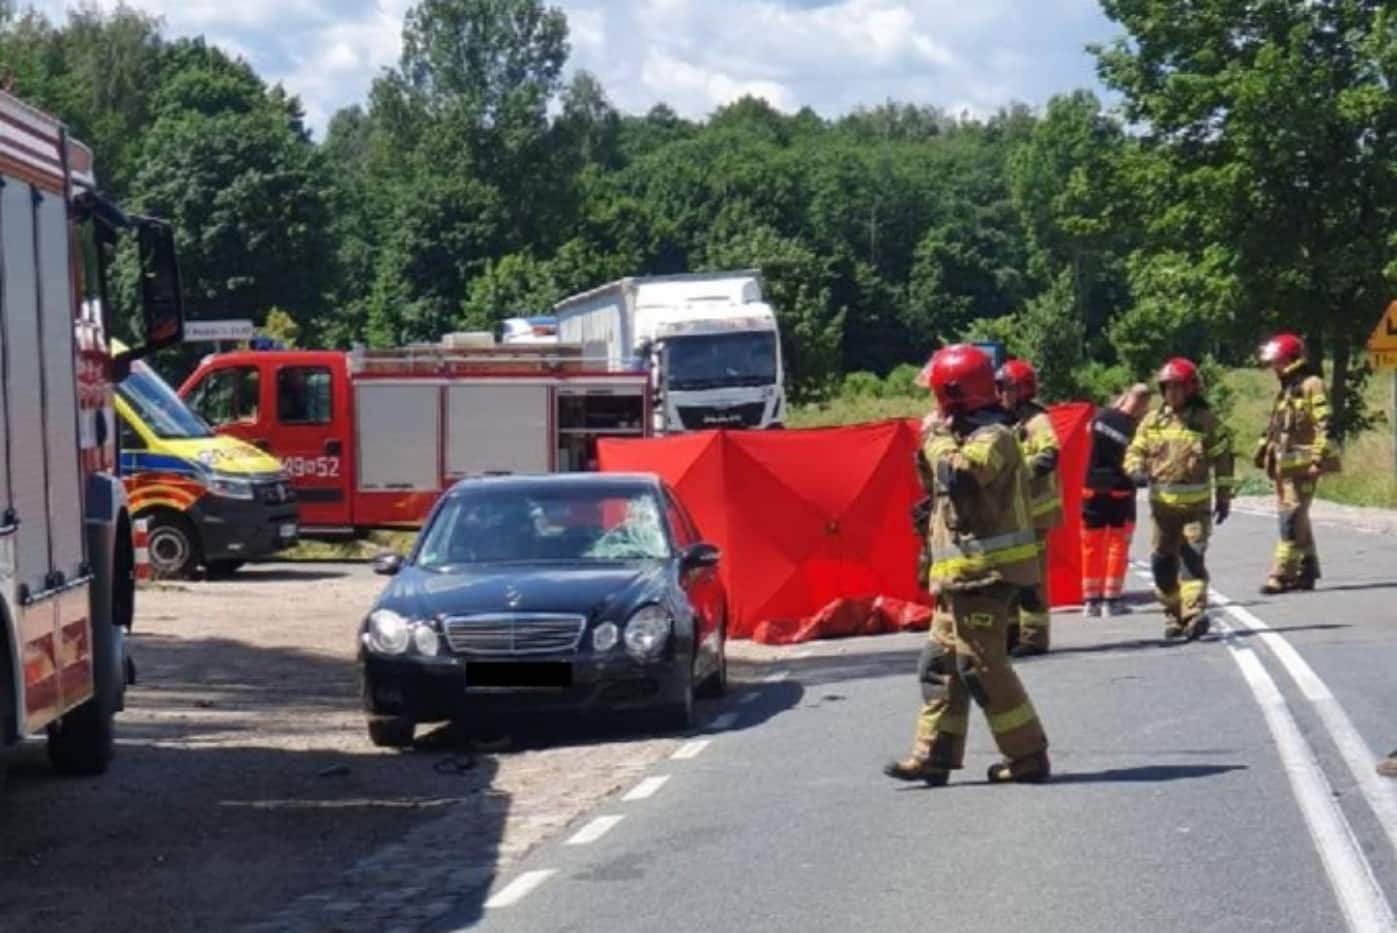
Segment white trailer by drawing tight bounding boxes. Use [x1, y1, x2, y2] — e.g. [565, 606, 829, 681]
[552, 271, 787, 433]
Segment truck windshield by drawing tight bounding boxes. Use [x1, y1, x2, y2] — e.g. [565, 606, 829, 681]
[117, 362, 214, 440]
[665, 331, 778, 391]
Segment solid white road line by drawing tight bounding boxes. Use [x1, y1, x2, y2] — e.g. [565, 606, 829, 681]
[483, 870, 556, 909]
[671, 739, 711, 760]
[1219, 623, 1395, 932]
[622, 775, 670, 802]
[565, 815, 624, 846]
[763, 669, 790, 683]
[1211, 588, 1397, 863]
[709, 711, 740, 731]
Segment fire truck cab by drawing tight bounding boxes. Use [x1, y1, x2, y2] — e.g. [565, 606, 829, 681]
[1, 90, 184, 774]
[178, 337, 651, 535]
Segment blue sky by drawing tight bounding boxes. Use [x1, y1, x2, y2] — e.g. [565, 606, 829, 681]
[31, 0, 1121, 137]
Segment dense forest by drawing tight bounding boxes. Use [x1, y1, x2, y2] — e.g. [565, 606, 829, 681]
[1, 0, 1394, 430]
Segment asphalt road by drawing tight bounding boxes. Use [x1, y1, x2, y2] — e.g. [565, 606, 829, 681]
[440, 506, 1397, 933]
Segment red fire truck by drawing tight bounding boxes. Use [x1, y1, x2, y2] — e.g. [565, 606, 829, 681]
[178, 338, 651, 535]
[1, 90, 184, 773]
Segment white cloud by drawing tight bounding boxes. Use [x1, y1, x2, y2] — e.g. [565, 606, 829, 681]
[27, 0, 1118, 136]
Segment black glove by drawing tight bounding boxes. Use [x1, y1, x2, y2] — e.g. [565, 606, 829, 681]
[1130, 470, 1149, 489]
[1213, 498, 1230, 526]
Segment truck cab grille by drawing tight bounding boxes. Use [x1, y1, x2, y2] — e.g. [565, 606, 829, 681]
[676, 402, 766, 429]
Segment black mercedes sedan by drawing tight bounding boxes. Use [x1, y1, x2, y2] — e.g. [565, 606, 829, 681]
[358, 473, 728, 747]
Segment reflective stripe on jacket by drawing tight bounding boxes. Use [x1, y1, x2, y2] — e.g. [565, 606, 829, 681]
[922, 417, 1041, 590]
[1123, 400, 1235, 511]
[1014, 403, 1063, 531]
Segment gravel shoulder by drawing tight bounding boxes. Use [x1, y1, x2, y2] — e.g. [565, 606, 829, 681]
[0, 563, 705, 932]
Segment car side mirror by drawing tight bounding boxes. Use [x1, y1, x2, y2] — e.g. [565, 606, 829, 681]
[681, 542, 720, 573]
[136, 219, 184, 348]
[373, 553, 404, 576]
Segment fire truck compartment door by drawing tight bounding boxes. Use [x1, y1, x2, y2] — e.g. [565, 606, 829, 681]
[36, 190, 85, 583]
[445, 382, 551, 477]
[355, 383, 441, 492]
[2, 180, 49, 595]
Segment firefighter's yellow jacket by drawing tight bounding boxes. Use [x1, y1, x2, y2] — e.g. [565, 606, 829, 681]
[1124, 399, 1235, 512]
[1013, 402, 1063, 531]
[1254, 362, 1340, 479]
[919, 413, 1042, 591]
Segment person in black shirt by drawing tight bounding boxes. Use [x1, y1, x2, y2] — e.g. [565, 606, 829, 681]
[1081, 385, 1151, 616]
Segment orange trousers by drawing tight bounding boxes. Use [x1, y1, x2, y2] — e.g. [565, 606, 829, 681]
[1081, 524, 1134, 601]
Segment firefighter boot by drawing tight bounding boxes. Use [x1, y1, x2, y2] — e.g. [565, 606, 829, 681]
[1163, 613, 1186, 640]
[1378, 752, 1397, 779]
[1184, 613, 1211, 642]
[987, 750, 1051, 784]
[1260, 576, 1292, 595]
[1297, 555, 1319, 591]
[883, 756, 950, 785]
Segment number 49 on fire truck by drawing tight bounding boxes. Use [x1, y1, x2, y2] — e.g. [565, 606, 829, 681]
[1, 89, 185, 774]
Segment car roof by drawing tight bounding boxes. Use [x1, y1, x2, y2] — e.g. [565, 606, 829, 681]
[444, 473, 665, 496]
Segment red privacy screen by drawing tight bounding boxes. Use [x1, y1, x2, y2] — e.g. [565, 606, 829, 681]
[598, 405, 1093, 643]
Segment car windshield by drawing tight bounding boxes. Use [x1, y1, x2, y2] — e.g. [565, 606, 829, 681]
[665, 331, 777, 391]
[117, 362, 213, 440]
[416, 486, 672, 568]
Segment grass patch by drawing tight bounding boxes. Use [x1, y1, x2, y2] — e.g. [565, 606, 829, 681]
[788, 395, 925, 428]
[279, 529, 418, 562]
[1223, 368, 1397, 509]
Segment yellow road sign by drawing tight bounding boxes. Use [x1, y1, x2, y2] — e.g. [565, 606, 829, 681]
[1366, 300, 1397, 356]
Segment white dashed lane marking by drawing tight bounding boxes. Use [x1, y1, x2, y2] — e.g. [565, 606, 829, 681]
[565, 815, 624, 846]
[483, 870, 556, 909]
[763, 669, 791, 683]
[671, 739, 711, 760]
[622, 776, 670, 802]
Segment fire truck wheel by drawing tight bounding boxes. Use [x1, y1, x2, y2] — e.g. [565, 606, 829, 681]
[46, 695, 115, 775]
[146, 513, 201, 580]
[366, 715, 415, 749]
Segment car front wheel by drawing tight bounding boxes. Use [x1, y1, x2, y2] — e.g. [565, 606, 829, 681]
[367, 715, 415, 748]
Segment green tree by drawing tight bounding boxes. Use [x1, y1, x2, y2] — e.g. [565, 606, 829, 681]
[121, 40, 335, 340]
[1095, 0, 1397, 435]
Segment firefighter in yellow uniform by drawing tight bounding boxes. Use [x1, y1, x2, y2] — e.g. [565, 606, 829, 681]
[1254, 333, 1338, 594]
[885, 344, 1051, 786]
[996, 359, 1062, 657]
[1124, 358, 1235, 640]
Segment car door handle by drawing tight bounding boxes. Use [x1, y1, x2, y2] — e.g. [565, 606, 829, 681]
[324, 439, 343, 456]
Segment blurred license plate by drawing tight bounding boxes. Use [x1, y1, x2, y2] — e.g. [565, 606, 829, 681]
[466, 662, 572, 688]
[279, 523, 297, 539]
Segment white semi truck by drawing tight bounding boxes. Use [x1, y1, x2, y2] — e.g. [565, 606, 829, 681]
[552, 271, 786, 433]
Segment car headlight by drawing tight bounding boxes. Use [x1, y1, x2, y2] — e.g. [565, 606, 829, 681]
[624, 606, 672, 660]
[208, 472, 254, 500]
[592, 622, 619, 653]
[367, 609, 412, 655]
[412, 623, 440, 657]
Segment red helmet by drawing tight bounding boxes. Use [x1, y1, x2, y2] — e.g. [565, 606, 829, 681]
[995, 358, 1038, 402]
[918, 344, 998, 415]
[1157, 357, 1201, 397]
[1260, 333, 1305, 367]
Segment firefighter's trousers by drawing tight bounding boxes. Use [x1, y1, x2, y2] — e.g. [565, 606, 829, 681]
[1149, 504, 1211, 625]
[1082, 490, 1135, 601]
[1013, 533, 1052, 650]
[909, 582, 1048, 770]
[1269, 477, 1318, 583]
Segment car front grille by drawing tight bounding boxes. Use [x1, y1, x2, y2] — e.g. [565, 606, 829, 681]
[676, 402, 766, 429]
[259, 480, 296, 505]
[442, 614, 587, 656]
